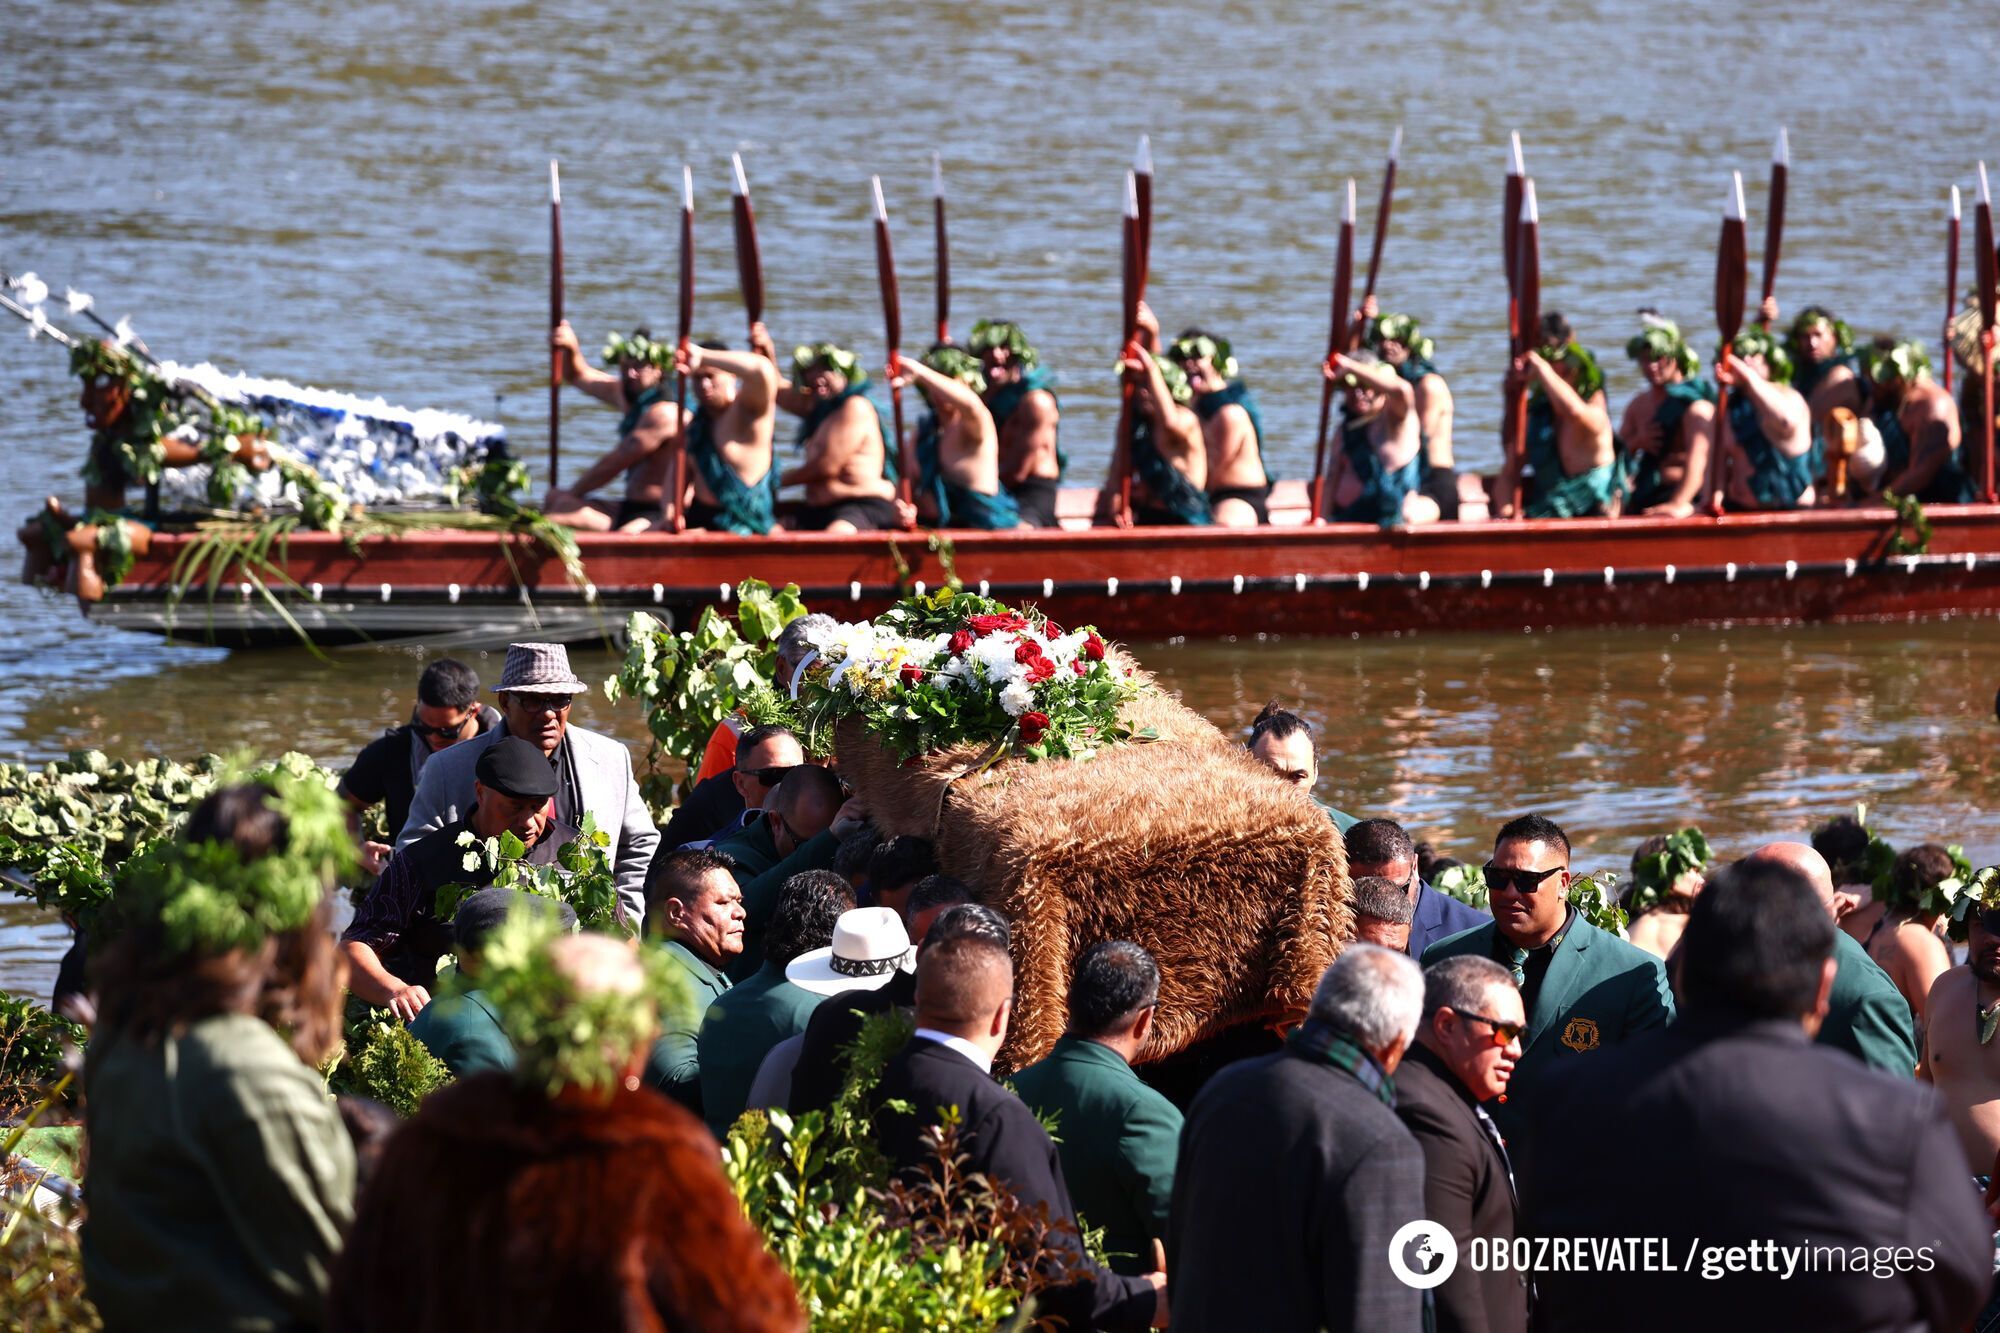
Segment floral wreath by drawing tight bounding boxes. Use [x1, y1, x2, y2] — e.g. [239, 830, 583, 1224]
[1948, 866, 2000, 931]
[922, 344, 987, 394]
[967, 320, 1040, 369]
[600, 330, 673, 370]
[1865, 339, 1932, 385]
[792, 342, 867, 387]
[112, 765, 355, 956]
[1536, 340, 1604, 399]
[1717, 329, 1795, 384]
[1169, 332, 1239, 381]
[1368, 314, 1435, 362]
[1783, 306, 1855, 365]
[1626, 827, 1710, 916]
[1116, 352, 1192, 404]
[1625, 319, 1700, 378]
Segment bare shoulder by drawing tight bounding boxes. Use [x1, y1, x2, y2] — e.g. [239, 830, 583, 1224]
[1019, 389, 1059, 422]
[1929, 963, 1974, 1009]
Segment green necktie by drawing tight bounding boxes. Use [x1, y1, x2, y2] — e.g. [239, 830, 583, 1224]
[1506, 946, 1529, 988]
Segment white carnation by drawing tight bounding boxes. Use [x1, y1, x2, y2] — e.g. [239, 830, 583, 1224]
[999, 678, 1036, 716]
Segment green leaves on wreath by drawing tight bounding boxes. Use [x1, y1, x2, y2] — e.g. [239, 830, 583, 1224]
[1567, 871, 1628, 936]
[1628, 827, 1710, 916]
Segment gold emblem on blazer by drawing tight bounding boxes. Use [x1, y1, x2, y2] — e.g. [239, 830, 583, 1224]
[1561, 1018, 1601, 1052]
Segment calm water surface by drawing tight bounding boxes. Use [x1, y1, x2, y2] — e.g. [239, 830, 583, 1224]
[3, 0, 1998, 995]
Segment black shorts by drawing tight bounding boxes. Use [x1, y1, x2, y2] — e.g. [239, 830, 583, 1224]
[1134, 504, 1202, 528]
[1418, 466, 1460, 521]
[614, 497, 658, 528]
[1009, 477, 1062, 529]
[1209, 483, 1272, 525]
[794, 495, 901, 532]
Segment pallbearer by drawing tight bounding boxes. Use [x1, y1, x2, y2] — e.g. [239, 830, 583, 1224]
[1495, 313, 1619, 518]
[1617, 315, 1716, 518]
[1359, 300, 1459, 517]
[894, 345, 1023, 529]
[545, 324, 684, 531]
[1866, 339, 1974, 504]
[748, 328, 905, 532]
[968, 320, 1065, 527]
[670, 339, 781, 534]
[1713, 329, 1816, 510]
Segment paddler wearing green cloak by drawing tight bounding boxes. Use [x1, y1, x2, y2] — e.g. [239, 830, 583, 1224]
[1362, 298, 1460, 519]
[1143, 307, 1271, 527]
[545, 323, 684, 531]
[751, 328, 907, 533]
[671, 337, 780, 535]
[1616, 314, 1716, 518]
[1866, 339, 1974, 505]
[1714, 328, 1817, 511]
[895, 344, 1023, 530]
[969, 320, 1065, 528]
[1497, 312, 1619, 519]
[1323, 348, 1438, 526]
[1113, 343, 1212, 526]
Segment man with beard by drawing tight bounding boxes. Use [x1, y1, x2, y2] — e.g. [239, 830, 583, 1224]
[544, 323, 683, 531]
[1921, 897, 2000, 1173]
[1770, 298, 1870, 442]
[750, 329, 903, 532]
[893, 346, 1021, 529]
[968, 320, 1065, 527]
[1715, 329, 1817, 511]
[1617, 316, 1716, 517]
[1866, 339, 1974, 504]
[1495, 314, 1619, 519]
[1322, 348, 1438, 525]
[668, 337, 779, 534]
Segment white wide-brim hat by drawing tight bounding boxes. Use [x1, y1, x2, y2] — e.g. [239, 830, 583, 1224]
[786, 906, 915, 996]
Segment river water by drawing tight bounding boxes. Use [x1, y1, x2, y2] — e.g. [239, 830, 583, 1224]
[2, 0, 1998, 997]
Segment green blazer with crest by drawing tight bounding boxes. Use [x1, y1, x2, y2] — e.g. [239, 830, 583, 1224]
[1422, 916, 1674, 1143]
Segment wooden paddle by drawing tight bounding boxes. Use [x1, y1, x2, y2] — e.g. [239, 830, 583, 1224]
[1711, 172, 1749, 517]
[872, 176, 918, 527]
[1363, 127, 1400, 302]
[548, 160, 564, 491]
[1759, 129, 1787, 330]
[1977, 164, 1997, 502]
[1310, 179, 1356, 523]
[933, 153, 950, 345]
[1110, 171, 1142, 528]
[1945, 187, 1960, 394]
[1503, 133, 1524, 301]
[1509, 178, 1540, 520]
[1135, 136, 1154, 284]
[666, 165, 693, 534]
[730, 153, 764, 340]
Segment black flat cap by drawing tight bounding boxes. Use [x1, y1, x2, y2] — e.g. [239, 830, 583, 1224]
[475, 735, 560, 802]
[453, 887, 578, 954]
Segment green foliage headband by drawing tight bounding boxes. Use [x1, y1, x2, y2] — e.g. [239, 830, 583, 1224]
[1169, 333, 1239, 381]
[1368, 314, 1435, 362]
[1626, 321, 1700, 377]
[792, 342, 867, 387]
[117, 766, 355, 956]
[1113, 352, 1191, 404]
[1784, 307, 1854, 362]
[922, 345, 987, 394]
[1866, 340, 1931, 385]
[1537, 340, 1604, 399]
[601, 331, 671, 370]
[1718, 329, 1794, 383]
[967, 319, 1040, 369]
[473, 908, 693, 1098]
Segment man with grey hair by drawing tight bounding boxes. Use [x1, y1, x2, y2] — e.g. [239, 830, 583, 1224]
[1352, 874, 1416, 953]
[775, 612, 837, 695]
[1169, 945, 1425, 1331]
[1397, 956, 1529, 1333]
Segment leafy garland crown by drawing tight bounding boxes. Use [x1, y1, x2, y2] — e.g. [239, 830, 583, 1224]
[1721, 329, 1795, 384]
[1866, 339, 1932, 385]
[1627, 827, 1709, 915]
[967, 320, 1039, 369]
[793, 342, 867, 386]
[1535, 340, 1604, 400]
[1368, 314, 1435, 362]
[1626, 319, 1700, 378]
[601, 330, 672, 370]
[922, 345, 987, 394]
[1168, 332, 1239, 382]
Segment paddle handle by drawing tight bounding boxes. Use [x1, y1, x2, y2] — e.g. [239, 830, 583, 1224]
[549, 182, 564, 492]
[1945, 213, 1959, 394]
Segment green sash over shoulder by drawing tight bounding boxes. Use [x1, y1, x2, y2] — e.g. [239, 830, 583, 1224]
[1331, 412, 1420, 526]
[986, 368, 1067, 479]
[794, 383, 897, 483]
[617, 385, 669, 441]
[1395, 356, 1439, 385]
[1130, 416, 1212, 525]
[1796, 349, 1868, 402]
[1624, 378, 1715, 511]
[1524, 399, 1617, 518]
[916, 412, 1022, 530]
[1729, 394, 1820, 510]
[1194, 380, 1272, 484]
[686, 406, 778, 534]
[1875, 407, 1974, 504]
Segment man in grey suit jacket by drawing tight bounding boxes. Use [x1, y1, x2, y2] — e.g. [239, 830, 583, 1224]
[399, 643, 657, 926]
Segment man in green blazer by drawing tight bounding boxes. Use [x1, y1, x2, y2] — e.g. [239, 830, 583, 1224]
[411, 888, 576, 1077]
[642, 847, 744, 1115]
[1011, 942, 1181, 1276]
[1421, 814, 1674, 1144]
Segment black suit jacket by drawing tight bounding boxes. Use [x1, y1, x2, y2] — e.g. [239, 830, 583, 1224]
[786, 970, 915, 1116]
[1522, 1015, 1992, 1333]
[872, 1038, 1156, 1331]
[1169, 1047, 1425, 1332]
[1394, 1047, 1528, 1333]
[656, 769, 745, 850]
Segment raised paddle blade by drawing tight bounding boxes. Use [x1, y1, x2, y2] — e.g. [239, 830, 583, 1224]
[1122, 170, 1140, 338]
[1134, 135, 1154, 279]
[933, 152, 950, 344]
[548, 159, 564, 490]
[1332, 178, 1356, 357]
[872, 175, 902, 353]
[1363, 128, 1400, 301]
[730, 153, 764, 330]
[1947, 186, 1961, 394]
[1762, 128, 1788, 308]
[1515, 179, 1540, 354]
[1504, 132, 1525, 296]
[549, 159, 561, 206]
[1717, 172, 1747, 343]
[677, 166, 695, 344]
[1978, 164, 1997, 333]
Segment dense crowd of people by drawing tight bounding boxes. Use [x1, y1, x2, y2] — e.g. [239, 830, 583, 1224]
[537, 290, 1998, 535]
[53, 638, 2000, 1331]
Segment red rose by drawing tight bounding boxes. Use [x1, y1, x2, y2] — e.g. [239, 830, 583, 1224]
[1071, 659, 1088, 676]
[1082, 633, 1106, 661]
[899, 662, 922, 686]
[948, 630, 975, 654]
[1025, 656, 1056, 683]
[1018, 711, 1051, 745]
[1014, 640, 1045, 665]
[967, 613, 1028, 635]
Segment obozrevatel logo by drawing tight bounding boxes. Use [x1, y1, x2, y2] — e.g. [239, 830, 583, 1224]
[1388, 1220, 1459, 1290]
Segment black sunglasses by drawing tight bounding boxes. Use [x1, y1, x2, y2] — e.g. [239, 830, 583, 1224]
[1482, 863, 1564, 895]
[741, 764, 798, 787]
[410, 716, 473, 740]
